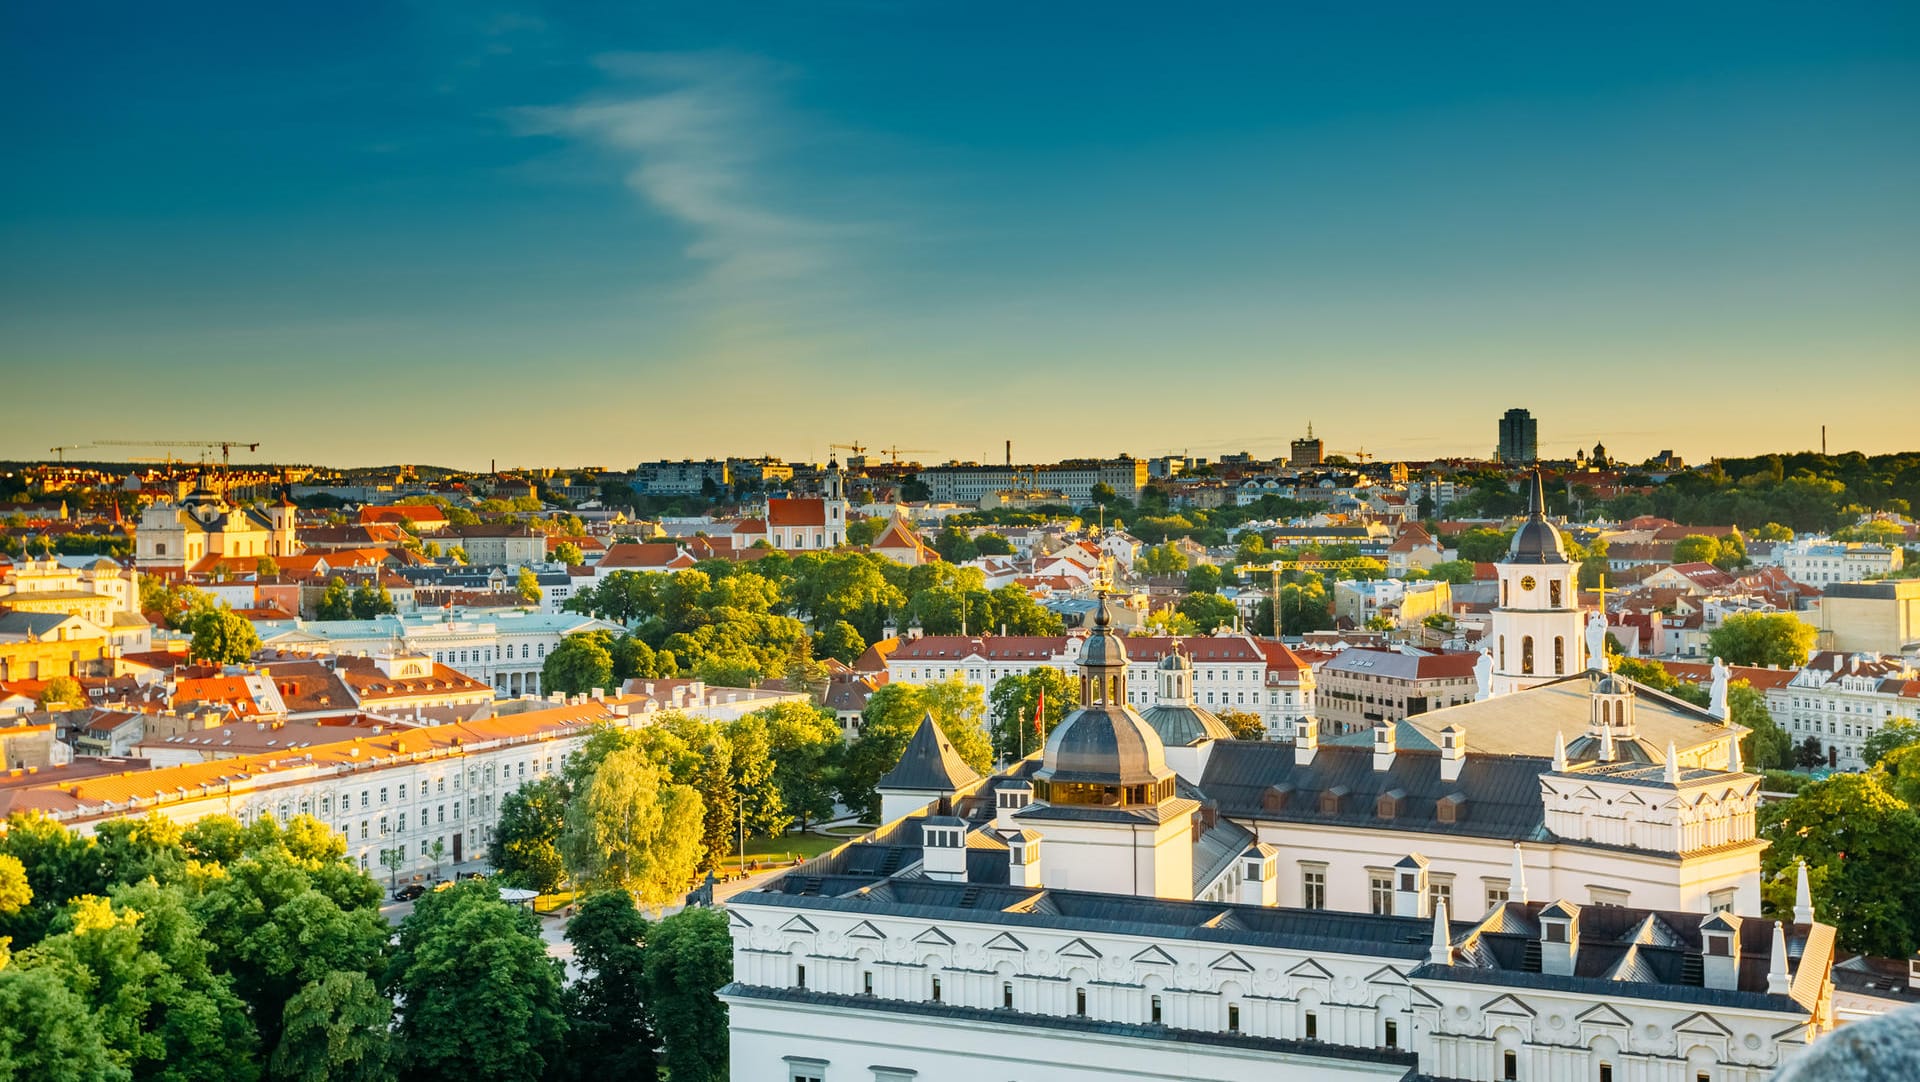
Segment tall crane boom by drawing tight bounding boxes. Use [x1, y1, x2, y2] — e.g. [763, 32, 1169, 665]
[92, 439, 260, 468]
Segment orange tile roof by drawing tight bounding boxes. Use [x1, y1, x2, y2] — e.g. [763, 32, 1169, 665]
[2, 698, 639, 823]
[766, 498, 827, 528]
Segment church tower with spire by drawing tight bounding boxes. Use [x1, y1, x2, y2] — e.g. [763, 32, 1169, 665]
[1489, 470, 1585, 695]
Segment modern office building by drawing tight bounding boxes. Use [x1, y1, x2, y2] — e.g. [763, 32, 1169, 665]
[1497, 408, 1538, 465]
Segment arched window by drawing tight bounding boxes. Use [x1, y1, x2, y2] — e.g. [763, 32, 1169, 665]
[1554, 636, 1565, 675]
[1499, 637, 1506, 670]
[1522, 636, 1535, 675]
[1550, 579, 1563, 607]
[1501, 580, 1509, 607]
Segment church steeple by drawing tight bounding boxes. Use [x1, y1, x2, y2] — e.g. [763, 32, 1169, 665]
[1489, 468, 1585, 694]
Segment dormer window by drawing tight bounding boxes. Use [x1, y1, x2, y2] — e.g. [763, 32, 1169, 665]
[1544, 921, 1568, 944]
[1706, 933, 1731, 957]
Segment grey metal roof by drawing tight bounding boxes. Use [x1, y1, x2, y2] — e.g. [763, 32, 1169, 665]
[718, 983, 1423, 1076]
[1200, 742, 1550, 842]
[1139, 703, 1232, 747]
[1442, 900, 1832, 1015]
[740, 876, 1440, 960]
[878, 713, 982, 794]
[1037, 704, 1172, 787]
[1504, 471, 1569, 565]
[1325, 670, 1737, 760]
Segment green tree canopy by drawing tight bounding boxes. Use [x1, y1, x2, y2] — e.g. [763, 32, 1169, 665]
[757, 702, 844, 833]
[842, 682, 992, 819]
[515, 568, 543, 605]
[488, 775, 570, 894]
[561, 747, 705, 909]
[1215, 709, 1267, 741]
[1451, 528, 1514, 563]
[1671, 534, 1723, 566]
[552, 542, 584, 567]
[316, 579, 353, 621]
[543, 633, 616, 697]
[1707, 612, 1816, 669]
[37, 675, 85, 709]
[0, 964, 124, 1082]
[816, 619, 866, 665]
[1863, 720, 1920, 770]
[270, 970, 395, 1082]
[189, 606, 262, 665]
[641, 907, 733, 1082]
[987, 667, 1080, 762]
[1176, 592, 1238, 633]
[385, 878, 568, 1082]
[349, 582, 395, 619]
[560, 891, 656, 1082]
[1137, 543, 1189, 576]
[1759, 772, 1920, 956]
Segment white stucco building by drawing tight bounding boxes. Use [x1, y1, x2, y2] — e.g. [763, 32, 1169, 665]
[723, 599, 1833, 1081]
[254, 610, 624, 698]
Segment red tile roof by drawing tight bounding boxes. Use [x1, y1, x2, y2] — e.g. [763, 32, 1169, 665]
[766, 498, 827, 528]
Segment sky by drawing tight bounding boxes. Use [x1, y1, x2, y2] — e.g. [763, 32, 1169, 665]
[2, 2, 1916, 470]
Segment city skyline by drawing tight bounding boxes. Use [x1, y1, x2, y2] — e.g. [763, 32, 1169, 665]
[3, 3, 1916, 468]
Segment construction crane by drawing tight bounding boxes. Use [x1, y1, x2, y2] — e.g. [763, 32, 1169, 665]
[876, 445, 933, 465]
[1236, 558, 1385, 638]
[48, 445, 89, 463]
[93, 439, 260, 469]
[1325, 448, 1374, 464]
[827, 442, 868, 459]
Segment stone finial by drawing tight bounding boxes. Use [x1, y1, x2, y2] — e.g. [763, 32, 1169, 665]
[1509, 844, 1528, 905]
[1794, 860, 1815, 925]
[1552, 729, 1567, 772]
[1429, 899, 1453, 966]
[1664, 740, 1681, 785]
[1768, 920, 1793, 995]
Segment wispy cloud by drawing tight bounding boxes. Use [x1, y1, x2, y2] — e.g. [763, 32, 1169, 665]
[515, 52, 861, 316]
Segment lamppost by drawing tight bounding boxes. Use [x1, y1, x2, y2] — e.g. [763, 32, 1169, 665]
[736, 785, 747, 877]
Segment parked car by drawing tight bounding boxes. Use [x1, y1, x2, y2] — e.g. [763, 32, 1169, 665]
[456, 871, 488, 882]
[392, 883, 426, 902]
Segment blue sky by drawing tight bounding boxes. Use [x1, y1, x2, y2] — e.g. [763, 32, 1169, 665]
[2, 2, 1915, 469]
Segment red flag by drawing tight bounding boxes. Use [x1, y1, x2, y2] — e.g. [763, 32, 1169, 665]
[1033, 687, 1046, 738]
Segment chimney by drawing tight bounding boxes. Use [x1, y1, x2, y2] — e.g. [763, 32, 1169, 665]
[1540, 902, 1579, 976]
[1290, 713, 1320, 763]
[1701, 913, 1743, 990]
[994, 780, 1033, 830]
[1767, 922, 1793, 995]
[1239, 844, 1278, 907]
[1372, 720, 1396, 772]
[1006, 829, 1042, 888]
[1391, 853, 1429, 918]
[921, 817, 967, 883]
[1439, 723, 1466, 782]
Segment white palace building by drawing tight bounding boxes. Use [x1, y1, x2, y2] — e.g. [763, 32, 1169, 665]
[722, 480, 1838, 1082]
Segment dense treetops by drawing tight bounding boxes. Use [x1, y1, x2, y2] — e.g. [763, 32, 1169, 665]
[0, 805, 738, 1082]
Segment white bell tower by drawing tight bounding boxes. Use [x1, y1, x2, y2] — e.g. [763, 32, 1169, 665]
[1490, 471, 1585, 695]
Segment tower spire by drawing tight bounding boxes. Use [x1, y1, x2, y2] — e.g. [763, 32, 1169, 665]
[1528, 468, 1547, 519]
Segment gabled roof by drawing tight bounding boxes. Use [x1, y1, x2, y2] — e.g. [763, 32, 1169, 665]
[877, 713, 981, 794]
[767, 498, 828, 528]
